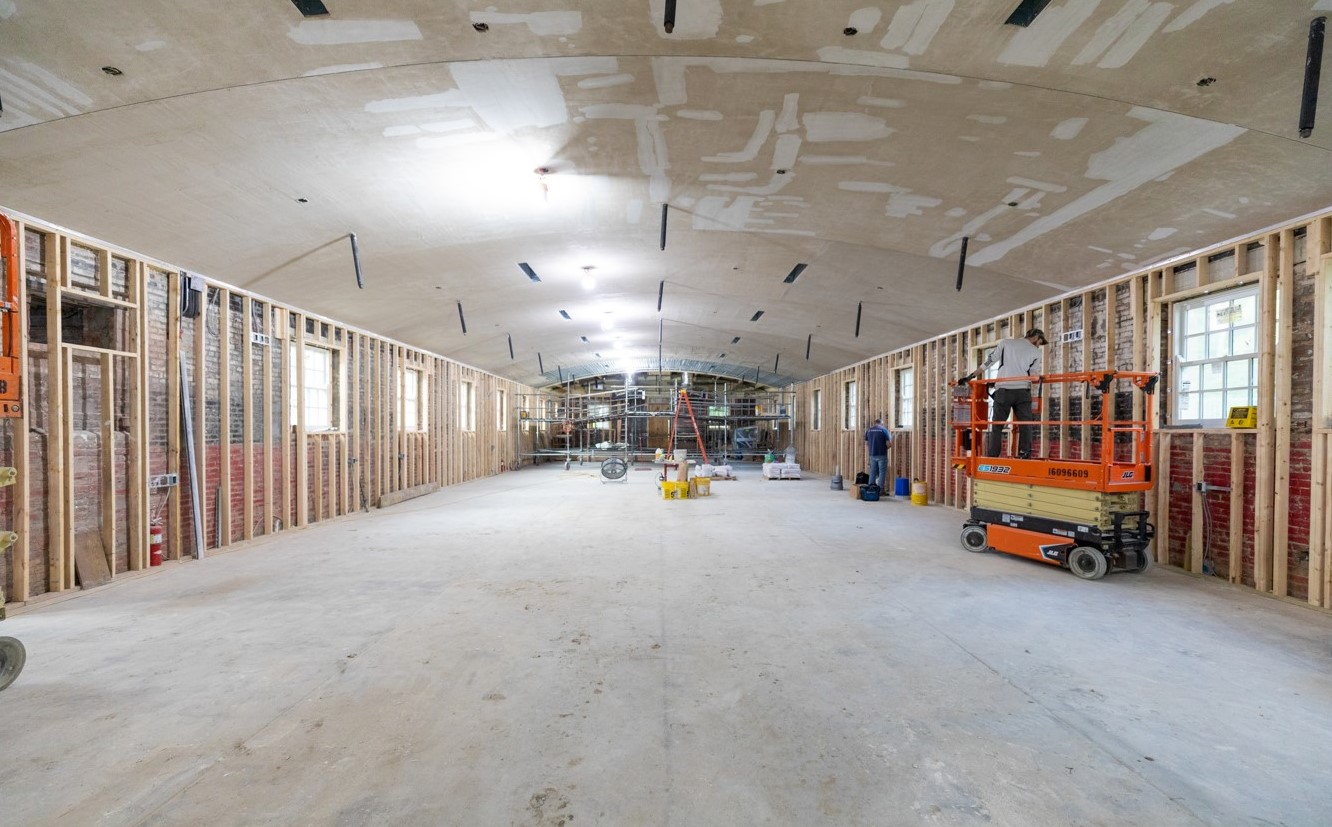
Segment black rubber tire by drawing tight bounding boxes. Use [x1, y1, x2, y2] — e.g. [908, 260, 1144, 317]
[1068, 546, 1109, 580]
[960, 524, 989, 553]
[600, 457, 628, 481]
[1126, 548, 1153, 574]
[0, 636, 25, 692]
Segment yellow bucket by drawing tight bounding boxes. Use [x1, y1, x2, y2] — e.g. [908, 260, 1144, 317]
[910, 479, 928, 506]
[661, 480, 688, 500]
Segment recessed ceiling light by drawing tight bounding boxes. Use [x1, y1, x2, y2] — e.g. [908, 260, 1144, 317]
[1197, 77, 1217, 87]
[731, 336, 741, 344]
[1004, 0, 1053, 27]
[750, 310, 764, 322]
[472, 22, 490, 32]
[783, 263, 807, 284]
[843, 27, 858, 36]
[580, 336, 589, 343]
[519, 262, 540, 283]
[296, 197, 308, 203]
[101, 66, 123, 76]
[559, 310, 571, 320]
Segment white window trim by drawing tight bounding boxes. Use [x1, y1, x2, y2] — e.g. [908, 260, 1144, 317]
[1170, 284, 1260, 427]
[843, 380, 858, 431]
[460, 380, 476, 432]
[893, 366, 915, 430]
[401, 367, 425, 432]
[497, 389, 508, 431]
[811, 388, 822, 432]
[289, 342, 341, 432]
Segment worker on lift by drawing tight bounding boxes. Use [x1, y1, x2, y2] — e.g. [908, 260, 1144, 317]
[961, 328, 1046, 458]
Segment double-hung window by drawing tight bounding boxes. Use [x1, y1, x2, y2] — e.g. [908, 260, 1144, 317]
[894, 367, 914, 430]
[811, 389, 822, 431]
[843, 380, 858, 430]
[1172, 286, 1259, 426]
[289, 343, 338, 431]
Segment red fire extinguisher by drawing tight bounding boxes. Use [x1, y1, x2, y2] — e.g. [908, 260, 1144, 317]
[149, 522, 164, 566]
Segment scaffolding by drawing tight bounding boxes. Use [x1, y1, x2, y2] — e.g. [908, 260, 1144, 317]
[515, 377, 795, 465]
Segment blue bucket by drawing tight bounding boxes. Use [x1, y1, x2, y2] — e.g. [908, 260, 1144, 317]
[894, 478, 910, 497]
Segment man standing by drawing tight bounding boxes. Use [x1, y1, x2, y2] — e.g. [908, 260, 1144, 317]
[965, 328, 1047, 459]
[864, 418, 892, 491]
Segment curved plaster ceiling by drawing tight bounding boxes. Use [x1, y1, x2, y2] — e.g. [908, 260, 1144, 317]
[1, 0, 1330, 387]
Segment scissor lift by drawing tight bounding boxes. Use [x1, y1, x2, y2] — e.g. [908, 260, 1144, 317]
[951, 370, 1159, 580]
[1, 214, 25, 689]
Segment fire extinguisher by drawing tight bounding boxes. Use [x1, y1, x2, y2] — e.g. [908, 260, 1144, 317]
[149, 522, 164, 567]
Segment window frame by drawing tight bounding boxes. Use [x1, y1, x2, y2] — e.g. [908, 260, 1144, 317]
[460, 380, 476, 432]
[810, 388, 822, 431]
[289, 342, 341, 432]
[497, 388, 508, 431]
[843, 379, 858, 431]
[893, 366, 914, 430]
[1170, 284, 1260, 427]
[400, 367, 425, 432]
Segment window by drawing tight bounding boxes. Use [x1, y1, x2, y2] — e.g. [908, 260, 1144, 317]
[894, 367, 914, 429]
[497, 389, 507, 431]
[460, 381, 476, 432]
[401, 368, 423, 431]
[843, 380, 858, 430]
[1172, 285, 1259, 426]
[289, 343, 339, 431]
[811, 389, 822, 431]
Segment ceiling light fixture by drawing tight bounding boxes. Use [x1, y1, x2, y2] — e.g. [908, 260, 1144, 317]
[1300, 17, 1326, 138]
[580, 336, 589, 343]
[731, 336, 741, 344]
[559, 310, 571, 320]
[472, 21, 490, 32]
[101, 66, 123, 76]
[664, 0, 677, 34]
[750, 310, 764, 322]
[843, 26, 858, 36]
[290, 0, 329, 17]
[783, 263, 807, 284]
[519, 262, 541, 283]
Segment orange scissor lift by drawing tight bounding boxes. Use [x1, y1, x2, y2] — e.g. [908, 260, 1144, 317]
[951, 370, 1159, 580]
[1, 214, 25, 690]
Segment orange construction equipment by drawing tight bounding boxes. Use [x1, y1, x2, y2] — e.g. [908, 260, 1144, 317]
[951, 370, 1159, 580]
[667, 389, 710, 465]
[0, 214, 22, 417]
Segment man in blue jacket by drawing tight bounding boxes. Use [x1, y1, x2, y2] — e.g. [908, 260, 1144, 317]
[864, 418, 892, 492]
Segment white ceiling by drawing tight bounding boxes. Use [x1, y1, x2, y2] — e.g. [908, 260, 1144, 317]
[3, 0, 1330, 386]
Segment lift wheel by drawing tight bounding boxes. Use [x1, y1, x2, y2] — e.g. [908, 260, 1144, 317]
[0, 636, 25, 691]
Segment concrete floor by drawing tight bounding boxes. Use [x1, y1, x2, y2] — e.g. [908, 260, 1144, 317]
[2, 464, 1330, 826]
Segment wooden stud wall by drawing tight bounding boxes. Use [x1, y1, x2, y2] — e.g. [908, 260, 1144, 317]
[3, 213, 535, 608]
[794, 207, 1332, 607]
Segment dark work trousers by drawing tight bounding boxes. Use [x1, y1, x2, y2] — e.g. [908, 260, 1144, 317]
[986, 387, 1034, 458]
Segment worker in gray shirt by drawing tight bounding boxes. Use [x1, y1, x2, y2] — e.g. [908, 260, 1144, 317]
[964, 328, 1047, 459]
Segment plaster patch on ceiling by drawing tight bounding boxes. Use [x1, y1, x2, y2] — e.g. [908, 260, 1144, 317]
[886, 194, 942, 219]
[946, 207, 967, 217]
[1075, 1, 1172, 69]
[880, 0, 954, 55]
[776, 93, 800, 133]
[998, 0, 1100, 68]
[840, 182, 904, 193]
[772, 134, 802, 169]
[578, 74, 634, 89]
[706, 172, 794, 196]
[0, 1, 15, 19]
[704, 109, 775, 161]
[858, 96, 904, 108]
[288, 19, 423, 45]
[626, 200, 643, 223]
[1051, 117, 1088, 140]
[580, 103, 671, 202]
[700, 173, 758, 181]
[1088, 245, 1114, 253]
[1163, 0, 1236, 33]
[136, 40, 167, 52]
[452, 61, 570, 132]
[967, 114, 1007, 124]
[366, 90, 467, 113]
[755, 0, 786, 5]
[418, 119, 475, 133]
[803, 112, 892, 142]
[1147, 226, 1177, 240]
[676, 110, 723, 120]
[415, 132, 500, 150]
[800, 155, 894, 166]
[958, 136, 981, 142]
[978, 81, 1013, 90]
[736, 35, 755, 43]
[0, 60, 93, 120]
[1008, 176, 1066, 193]
[1014, 151, 1042, 157]
[968, 108, 1246, 267]
[650, 0, 723, 39]
[470, 11, 583, 36]
[304, 63, 383, 77]
[817, 47, 910, 69]
[1201, 207, 1236, 219]
[929, 200, 1019, 258]
[848, 7, 884, 32]
[1316, 0, 1332, 9]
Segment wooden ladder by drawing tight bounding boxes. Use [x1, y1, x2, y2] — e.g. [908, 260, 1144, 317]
[668, 389, 710, 465]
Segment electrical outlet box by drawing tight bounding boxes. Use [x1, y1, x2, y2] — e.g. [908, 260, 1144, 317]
[250, 332, 270, 347]
[1060, 329, 1084, 343]
[149, 473, 179, 489]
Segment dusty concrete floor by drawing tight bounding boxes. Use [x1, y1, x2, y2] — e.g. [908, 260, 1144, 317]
[2, 464, 1331, 826]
